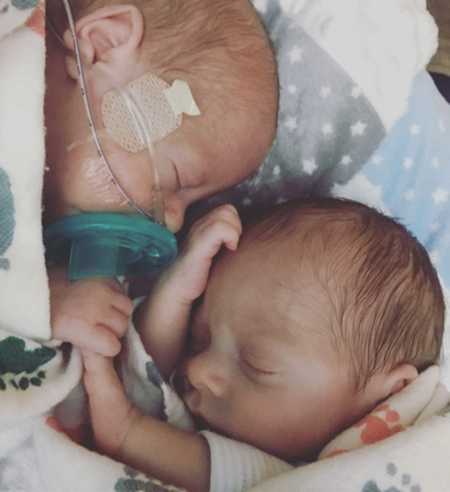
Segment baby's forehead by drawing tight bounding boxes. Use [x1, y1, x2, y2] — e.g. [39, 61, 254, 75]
[230, 298, 345, 378]
[239, 216, 346, 276]
[222, 218, 360, 323]
[213, 249, 336, 334]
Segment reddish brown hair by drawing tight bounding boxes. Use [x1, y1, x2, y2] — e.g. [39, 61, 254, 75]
[245, 197, 445, 391]
[61, 0, 278, 175]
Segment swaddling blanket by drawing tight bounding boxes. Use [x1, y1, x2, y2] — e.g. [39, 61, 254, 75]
[123, 335, 450, 492]
[250, 367, 450, 492]
[0, 4, 173, 491]
[0, 0, 81, 446]
[2, 328, 447, 492]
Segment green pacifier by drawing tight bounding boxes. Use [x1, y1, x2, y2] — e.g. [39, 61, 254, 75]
[44, 213, 177, 281]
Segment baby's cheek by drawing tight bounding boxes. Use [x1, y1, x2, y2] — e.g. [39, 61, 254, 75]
[80, 157, 127, 209]
[230, 390, 285, 444]
[102, 149, 164, 218]
[45, 151, 128, 219]
[208, 388, 254, 435]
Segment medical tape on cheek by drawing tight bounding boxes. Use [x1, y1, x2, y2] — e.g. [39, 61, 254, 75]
[101, 73, 201, 153]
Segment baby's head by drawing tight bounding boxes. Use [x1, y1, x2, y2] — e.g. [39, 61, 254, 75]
[45, 0, 277, 230]
[177, 198, 444, 462]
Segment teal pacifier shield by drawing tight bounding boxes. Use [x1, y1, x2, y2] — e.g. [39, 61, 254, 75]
[44, 213, 177, 280]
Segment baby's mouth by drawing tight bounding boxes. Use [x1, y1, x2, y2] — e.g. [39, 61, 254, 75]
[182, 390, 212, 432]
[182, 387, 201, 413]
[174, 373, 229, 435]
[173, 369, 208, 427]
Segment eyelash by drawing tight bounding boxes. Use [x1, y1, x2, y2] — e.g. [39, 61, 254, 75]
[242, 359, 277, 376]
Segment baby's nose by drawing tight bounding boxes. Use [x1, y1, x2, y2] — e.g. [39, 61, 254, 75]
[186, 352, 230, 399]
[163, 195, 186, 233]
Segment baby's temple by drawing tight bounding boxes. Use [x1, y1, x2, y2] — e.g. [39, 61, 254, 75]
[0, 0, 450, 491]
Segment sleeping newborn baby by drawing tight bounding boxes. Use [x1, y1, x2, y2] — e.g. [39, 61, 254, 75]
[46, 0, 277, 355]
[81, 198, 445, 492]
[45, 0, 277, 230]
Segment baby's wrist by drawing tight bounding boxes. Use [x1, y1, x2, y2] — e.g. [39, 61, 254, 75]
[115, 406, 144, 463]
[152, 269, 195, 308]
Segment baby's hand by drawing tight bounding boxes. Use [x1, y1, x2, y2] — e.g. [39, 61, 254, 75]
[134, 205, 241, 380]
[160, 204, 242, 304]
[83, 350, 140, 458]
[49, 267, 134, 356]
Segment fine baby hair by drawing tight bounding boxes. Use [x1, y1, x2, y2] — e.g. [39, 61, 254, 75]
[44, 0, 278, 279]
[52, 0, 278, 177]
[80, 196, 446, 490]
[45, 0, 278, 240]
[242, 197, 445, 391]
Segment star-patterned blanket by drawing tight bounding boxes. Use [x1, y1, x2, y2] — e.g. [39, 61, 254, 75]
[199, 0, 439, 213]
[334, 71, 450, 388]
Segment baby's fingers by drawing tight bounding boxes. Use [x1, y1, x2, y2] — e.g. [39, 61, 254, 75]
[68, 320, 121, 357]
[188, 205, 242, 251]
[91, 325, 122, 356]
[111, 292, 134, 317]
[102, 307, 130, 338]
[216, 219, 241, 251]
[189, 205, 241, 236]
[191, 218, 241, 261]
[82, 349, 115, 375]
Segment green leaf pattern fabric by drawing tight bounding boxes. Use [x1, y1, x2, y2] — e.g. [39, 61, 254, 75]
[0, 168, 15, 271]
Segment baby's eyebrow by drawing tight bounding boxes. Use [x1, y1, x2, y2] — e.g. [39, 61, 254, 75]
[240, 335, 290, 359]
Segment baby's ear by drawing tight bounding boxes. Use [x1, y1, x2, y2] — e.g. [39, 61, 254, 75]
[65, 5, 144, 69]
[384, 363, 418, 397]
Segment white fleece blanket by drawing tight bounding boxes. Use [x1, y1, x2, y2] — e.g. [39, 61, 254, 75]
[0, 1, 449, 492]
[0, 0, 49, 341]
[0, 0, 82, 449]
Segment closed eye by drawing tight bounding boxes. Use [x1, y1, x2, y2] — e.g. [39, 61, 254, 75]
[242, 358, 278, 376]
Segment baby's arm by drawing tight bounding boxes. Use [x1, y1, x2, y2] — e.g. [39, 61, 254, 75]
[135, 204, 242, 379]
[49, 266, 134, 355]
[84, 205, 242, 492]
[84, 353, 210, 492]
